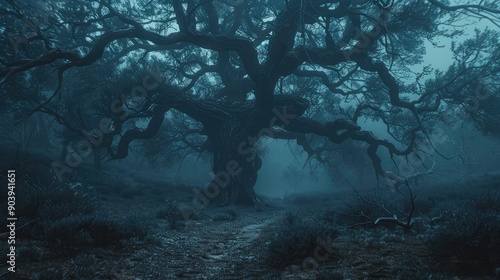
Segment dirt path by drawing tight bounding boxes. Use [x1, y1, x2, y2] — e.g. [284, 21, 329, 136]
[113, 205, 286, 280]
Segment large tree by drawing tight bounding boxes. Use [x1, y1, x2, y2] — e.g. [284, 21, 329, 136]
[1, 0, 499, 205]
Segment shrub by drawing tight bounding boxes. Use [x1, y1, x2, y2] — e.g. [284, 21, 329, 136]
[315, 270, 344, 280]
[8, 181, 94, 218]
[87, 216, 148, 247]
[322, 209, 337, 224]
[267, 212, 338, 269]
[156, 200, 185, 229]
[429, 210, 500, 276]
[224, 206, 238, 218]
[40, 214, 148, 253]
[9, 180, 96, 241]
[71, 265, 97, 280]
[17, 245, 43, 262]
[0, 157, 150, 257]
[409, 217, 432, 234]
[34, 268, 65, 280]
[42, 214, 94, 252]
[284, 211, 299, 225]
[472, 193, 500, 213]
[38, 188, 95, 220]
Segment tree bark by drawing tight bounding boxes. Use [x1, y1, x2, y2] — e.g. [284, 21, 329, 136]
[207, 114, 264, 206]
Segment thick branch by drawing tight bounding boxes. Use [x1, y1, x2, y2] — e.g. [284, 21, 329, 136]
[108, 105, 169, 159]
[284, 117, 417, 177]
[2, 26, 260, 84]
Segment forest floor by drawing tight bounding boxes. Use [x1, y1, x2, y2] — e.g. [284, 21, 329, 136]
[3, 164, 500, 280]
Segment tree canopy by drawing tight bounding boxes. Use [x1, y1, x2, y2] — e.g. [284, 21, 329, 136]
[1, 0, 499, 205]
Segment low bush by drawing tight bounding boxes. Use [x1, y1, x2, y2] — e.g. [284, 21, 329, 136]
[223, 206, 238, 219]
[42, 214, 94, 252]
[267, 212, 338, 269]
[472, 193, 500, 213]
[34, 268, 65, 280]
[156, 200, 185, 229]
[87, 216, 148, 247]
[429, 209, 500, 276]
[322, 209, 337, 224]
[17, 245, 43, 262]
[7, 181, 94, 220]
[40, 214, 148, 253]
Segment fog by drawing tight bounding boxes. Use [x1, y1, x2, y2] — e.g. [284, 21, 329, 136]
[1, 0, 500, 279]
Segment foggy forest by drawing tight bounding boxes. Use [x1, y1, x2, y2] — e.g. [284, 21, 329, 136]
[1, 0, 500, 279]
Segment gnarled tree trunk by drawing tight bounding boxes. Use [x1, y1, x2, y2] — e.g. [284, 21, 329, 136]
[202, 96, 308, 205]
[206, 114, 265, 205]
